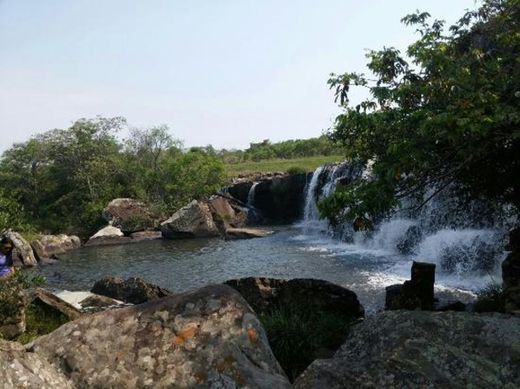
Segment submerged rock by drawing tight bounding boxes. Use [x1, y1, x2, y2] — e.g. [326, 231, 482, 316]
[294, 311, 520, 388]
[161, 200, 220, 239]
[91, 276, 171, 304]
[103, 198, 160, 234]
[0, 340, 73, 388]
[31, 234, 81, 260]
[29, 285, 291, 388]
[225, 228, 274, 240]
[396, 225, 422, 254]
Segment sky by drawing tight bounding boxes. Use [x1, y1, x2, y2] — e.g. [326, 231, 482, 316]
[0, 0, 477, 152]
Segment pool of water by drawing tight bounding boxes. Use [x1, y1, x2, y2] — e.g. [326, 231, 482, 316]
[35, 225, 478, 313]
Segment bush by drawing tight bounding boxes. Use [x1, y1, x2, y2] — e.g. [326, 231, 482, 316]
[286, 166, 306, 175]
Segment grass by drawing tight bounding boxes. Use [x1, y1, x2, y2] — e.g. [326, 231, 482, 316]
[225, 155, 344, 178]
[259, 305, 355, 382]
[15, 300, 70, 344]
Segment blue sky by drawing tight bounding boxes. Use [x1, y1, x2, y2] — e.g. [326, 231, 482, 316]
[0, 0, 476, 151]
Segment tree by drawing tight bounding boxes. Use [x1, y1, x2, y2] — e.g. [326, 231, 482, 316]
[320, 0, 520, 224]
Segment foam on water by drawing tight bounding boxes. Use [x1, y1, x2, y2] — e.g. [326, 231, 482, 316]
[296, 163, 510, 295]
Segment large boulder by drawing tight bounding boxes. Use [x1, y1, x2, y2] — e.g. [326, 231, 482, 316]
[161, 200, 220, 239]
[247, 173, 309, 223]
[295, 311, 520, 388]
[0, 340, 73, 388]
[208, 195, 248, 230]
[31, 234, 81, 260]
[103, 198, 160, 234]
[29, 285, 291, 388]
[225, 277, 364, 318]
[385, 261, 436, 310]
[5, 231, 37, 267]
[91, 276, 171, 304]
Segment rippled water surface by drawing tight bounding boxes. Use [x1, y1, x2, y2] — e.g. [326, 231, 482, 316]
[36, 225, 478, 312]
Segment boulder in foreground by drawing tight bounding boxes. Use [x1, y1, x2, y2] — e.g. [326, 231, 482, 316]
[30, 285, 291, 388]
[295, 310, 520, 388]
[0, 339, 73, 388]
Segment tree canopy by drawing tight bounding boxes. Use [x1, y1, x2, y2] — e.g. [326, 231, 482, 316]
[0, 118, 225, 236]
[319, 0, 520, 224]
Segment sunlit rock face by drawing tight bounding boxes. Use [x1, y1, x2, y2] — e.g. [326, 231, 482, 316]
[30, 284, 291, 388]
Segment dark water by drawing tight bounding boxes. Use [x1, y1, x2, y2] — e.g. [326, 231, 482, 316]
[34, 226, 476, 313]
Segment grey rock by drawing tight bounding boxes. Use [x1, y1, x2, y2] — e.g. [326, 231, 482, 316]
[0, 340, 73, 388]
[103, 198, 160, 234]
[385, 261, 436, 310]
[91, 276, 171, 304]
[225, 228, 274, 240]
[31, 234, 81, 260]
[30, 285, 291, 388]
[295, 311, 520, 388]
[225, 277, 364, 318]
[5, 231, 38, 267]
[161, 200, 220, 239]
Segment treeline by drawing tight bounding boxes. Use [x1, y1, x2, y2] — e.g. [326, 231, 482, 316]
[0, 117, 226, 237]
[217, 136, 344, 164]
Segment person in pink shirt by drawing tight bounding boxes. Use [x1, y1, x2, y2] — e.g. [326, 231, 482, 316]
[0, 237, 14, 278]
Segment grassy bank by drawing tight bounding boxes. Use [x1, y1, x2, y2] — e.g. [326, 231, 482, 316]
[225, 155, 344, 177]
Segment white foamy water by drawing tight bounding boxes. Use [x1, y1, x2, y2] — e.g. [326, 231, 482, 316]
[297, 163, 510, 297]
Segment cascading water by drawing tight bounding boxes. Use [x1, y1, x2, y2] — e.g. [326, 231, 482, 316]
[297, 161, 513, 293]
[247, 182, 259, 208]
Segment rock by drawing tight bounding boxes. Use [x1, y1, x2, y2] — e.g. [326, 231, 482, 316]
[161, 200, 220, 239]
[503, 227, 520, 289]
[225, 277, 364, 318]
[503, 286, 520, 315]
[129, 230, 163, 242]
[0, 339, 74, 388]
[85, 225, 132, 246]
[79, 294, 125, 312]
[434, 299, 467, 312]
[103, 198, 160, 234]
[440, 235, 500, 273]
[30, 288, 83, 321]
[385, 261, 436, 310]
[209, 195, 248, 230]
[31, 234, 81, 260]
[396, 225, 422, 254]
[294, 311, 520, 388]
[5, 231, 38, 267]
[29, 285, 291, 388]
[225, 228, 274, 240]
[250, 173, 309, 223]
[91, 276, 171, 304]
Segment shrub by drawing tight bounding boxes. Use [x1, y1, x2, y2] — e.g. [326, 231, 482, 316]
[259, 305, 355, 382]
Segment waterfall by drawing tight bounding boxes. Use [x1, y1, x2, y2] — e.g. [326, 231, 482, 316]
[247, 182, 259, 208]
[299, 161, 513, 289]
